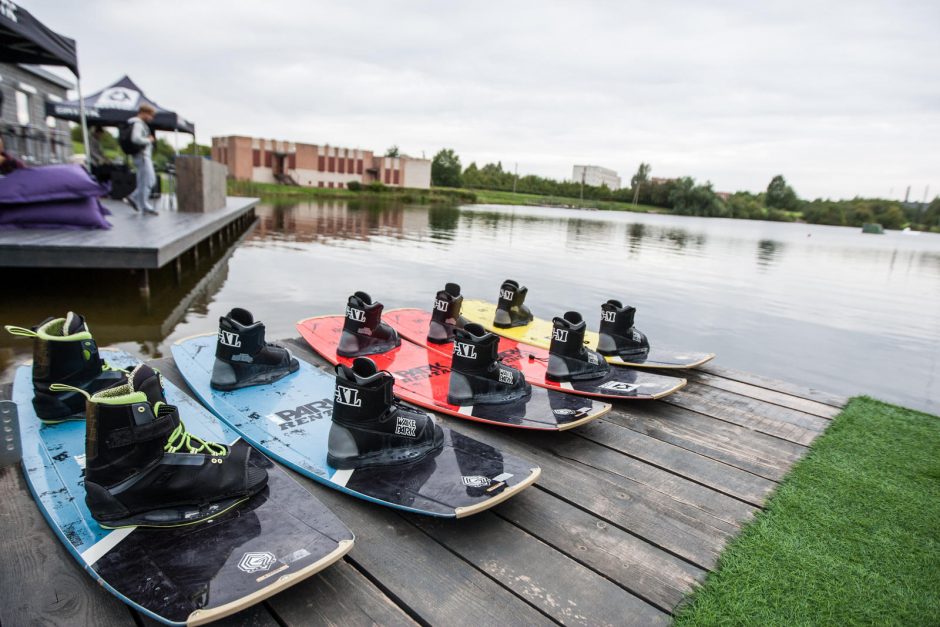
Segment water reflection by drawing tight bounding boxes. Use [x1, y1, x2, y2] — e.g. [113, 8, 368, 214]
[2, 199, 939, 414]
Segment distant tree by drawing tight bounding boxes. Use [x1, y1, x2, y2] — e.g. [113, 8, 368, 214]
[385, 145, 400, 158]
[924, 197, 940, 230]
[630, 162, 651, 189]
[182, 142, 211, 157]
[431, 148, 462, 188]
[669, 177, 722, 216]
[766, 175, 800, 211]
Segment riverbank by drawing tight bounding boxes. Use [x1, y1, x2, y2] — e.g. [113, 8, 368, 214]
[227, 180, 664, 213]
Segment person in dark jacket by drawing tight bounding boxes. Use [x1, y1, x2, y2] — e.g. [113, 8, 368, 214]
[0, 137, 26, 175]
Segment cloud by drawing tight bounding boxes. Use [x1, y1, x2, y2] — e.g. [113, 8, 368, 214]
[30, 0, 940, 199]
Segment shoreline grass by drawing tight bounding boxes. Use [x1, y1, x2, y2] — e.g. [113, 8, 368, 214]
[675, 397, 940, 625]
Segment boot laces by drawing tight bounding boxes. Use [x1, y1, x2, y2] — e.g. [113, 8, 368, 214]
[160, 406, 227, 456]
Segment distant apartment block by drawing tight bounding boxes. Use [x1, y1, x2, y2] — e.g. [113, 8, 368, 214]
[572, 164, 621, 190]
[211, 136, 431, 189]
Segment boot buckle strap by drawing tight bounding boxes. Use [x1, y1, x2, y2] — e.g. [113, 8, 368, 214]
[106, 410, 178, 447]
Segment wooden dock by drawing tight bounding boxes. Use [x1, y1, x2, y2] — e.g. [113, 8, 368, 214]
[0, 197, 258, 294]
[0, 341, 847, 626]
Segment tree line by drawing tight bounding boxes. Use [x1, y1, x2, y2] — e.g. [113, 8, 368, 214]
[430, 148, 940, 231]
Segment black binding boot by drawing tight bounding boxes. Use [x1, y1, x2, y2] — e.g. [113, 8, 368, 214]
[79, 364, 268, 527]
[328, 357, 443, 469]
[493, 279, 533, 329]
[5, 312, 126, 423]
[210, 308, 299, 391]
[337, 292, 401, 357]
[428, 282, 467, 344]
[547, 311, 610, 382]
[596, 300, 650, 358]
[447, 323, 531, 405]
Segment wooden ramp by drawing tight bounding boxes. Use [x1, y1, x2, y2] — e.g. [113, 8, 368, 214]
[0, 342, 846, 626]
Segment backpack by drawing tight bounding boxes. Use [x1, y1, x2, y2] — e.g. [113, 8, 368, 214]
[119, 120, 148, 155]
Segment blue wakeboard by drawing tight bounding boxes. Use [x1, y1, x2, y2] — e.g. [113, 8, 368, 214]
[172, 333, 541, 518]
[13, 350, 354, 626]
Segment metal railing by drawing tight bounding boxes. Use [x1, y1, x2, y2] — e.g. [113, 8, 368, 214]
[0, 124, 72, 165]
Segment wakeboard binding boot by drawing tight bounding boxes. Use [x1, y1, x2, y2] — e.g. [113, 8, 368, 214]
[327, 357, 443, 469]
[493, 279, 533, 329]
[74, 364, 268, 528]
[596, 300, 650, 359]
[546, 311, 610, 382]
[5, 312, 126, 423]
[210, 308, 299, 391]
[337, 292, 401, 357]
[428, 282, 468, 344]
[447, 323, 531, 405]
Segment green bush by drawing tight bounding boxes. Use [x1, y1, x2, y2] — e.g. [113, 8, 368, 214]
[346, 181, 362, 191]
[367, 181, 386, 193]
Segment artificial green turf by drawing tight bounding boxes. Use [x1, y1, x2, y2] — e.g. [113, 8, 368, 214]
[674, 396, 940, 626]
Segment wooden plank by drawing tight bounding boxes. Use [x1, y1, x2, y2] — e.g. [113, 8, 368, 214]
[662, 386, 828, 446]
[260, 560, 419, 627]
[574, 419, 777, 506]
[0, 465, 133, 627]
[601, 403, 807, 482]
[154, 359, 551, 626]
[695, 363, 848, 408]
[413, 511, 669, 625]
[682, 371, 842, 419]
[493, 487, 705, 612]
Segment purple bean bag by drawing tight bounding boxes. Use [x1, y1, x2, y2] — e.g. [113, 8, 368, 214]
[0, 196, 112, 230]
[0, 164, 108, 205]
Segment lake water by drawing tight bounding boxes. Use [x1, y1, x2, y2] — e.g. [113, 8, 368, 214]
[2, 200, 939, 414]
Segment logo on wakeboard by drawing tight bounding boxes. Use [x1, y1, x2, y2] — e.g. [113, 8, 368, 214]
[552, 328, 569, 342]
[334, 386, 362, 407]
[266, 399, 332, 430]
[500, 289, 514, 301]
[461, 475, 491, 488]
[395, 416, 417, 437]
[345, 307, 366, 322]
[601, 310, 616, 323]
[218, 330, 242, 348]
[454, 342, 477, 359]
[433, 299, 448, 312]
[498, 369, 514, 384]
[597, 380, 638, 392]
[238, 552, 277, 574]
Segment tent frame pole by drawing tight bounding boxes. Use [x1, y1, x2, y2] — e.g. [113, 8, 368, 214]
[76, 77, 90, 168]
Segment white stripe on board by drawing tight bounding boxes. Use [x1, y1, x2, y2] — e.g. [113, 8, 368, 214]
[331, 468, 354, 487]
[560, 382, 574, 390]
[81, 527, 136, 566]
[457, 406, 474, 415]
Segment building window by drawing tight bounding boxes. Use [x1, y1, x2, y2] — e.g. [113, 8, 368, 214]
[45, 116, 56, 128]
[288, 154, 296, 169]
[264, 151, 272, 167]
[318, 155, 325, 171]
[15, 91, 30, 125]
[328, 181, 334, 188]
[318, 181, 324, 188]
[328, 157, 335, 172]
[393, 170, 400, 185]
[357, 159, 363, 174]
[253, 149, 261, 167]
[384, 168, 391, 184]
[346, 158, 353, 173]
[338, 158, 345, 174]
[338, 182, 344, 189]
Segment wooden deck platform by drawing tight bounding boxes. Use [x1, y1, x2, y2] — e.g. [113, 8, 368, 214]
[0, 197, 258, 285]
[0, 342, 847, 626]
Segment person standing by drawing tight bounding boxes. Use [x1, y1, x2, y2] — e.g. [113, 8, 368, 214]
[125, 104, 158, 215]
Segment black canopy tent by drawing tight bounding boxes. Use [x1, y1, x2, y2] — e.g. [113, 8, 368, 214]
[0, 1, 90, 161]
[46, 75, 196, 135]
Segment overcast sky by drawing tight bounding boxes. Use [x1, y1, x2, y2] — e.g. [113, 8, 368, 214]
[28, 0, 940, 200]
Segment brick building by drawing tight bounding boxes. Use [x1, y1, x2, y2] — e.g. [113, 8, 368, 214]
[211, 136, 431, 189]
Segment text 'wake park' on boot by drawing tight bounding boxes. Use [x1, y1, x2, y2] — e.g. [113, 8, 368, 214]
[328, 357, 444, 469]
[493, 279, 534, 329]
[5, 312, 126, 423]
[65, 364, 268, 528]
[211, 308, 299, 391]
[337, 291, 401, 357]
